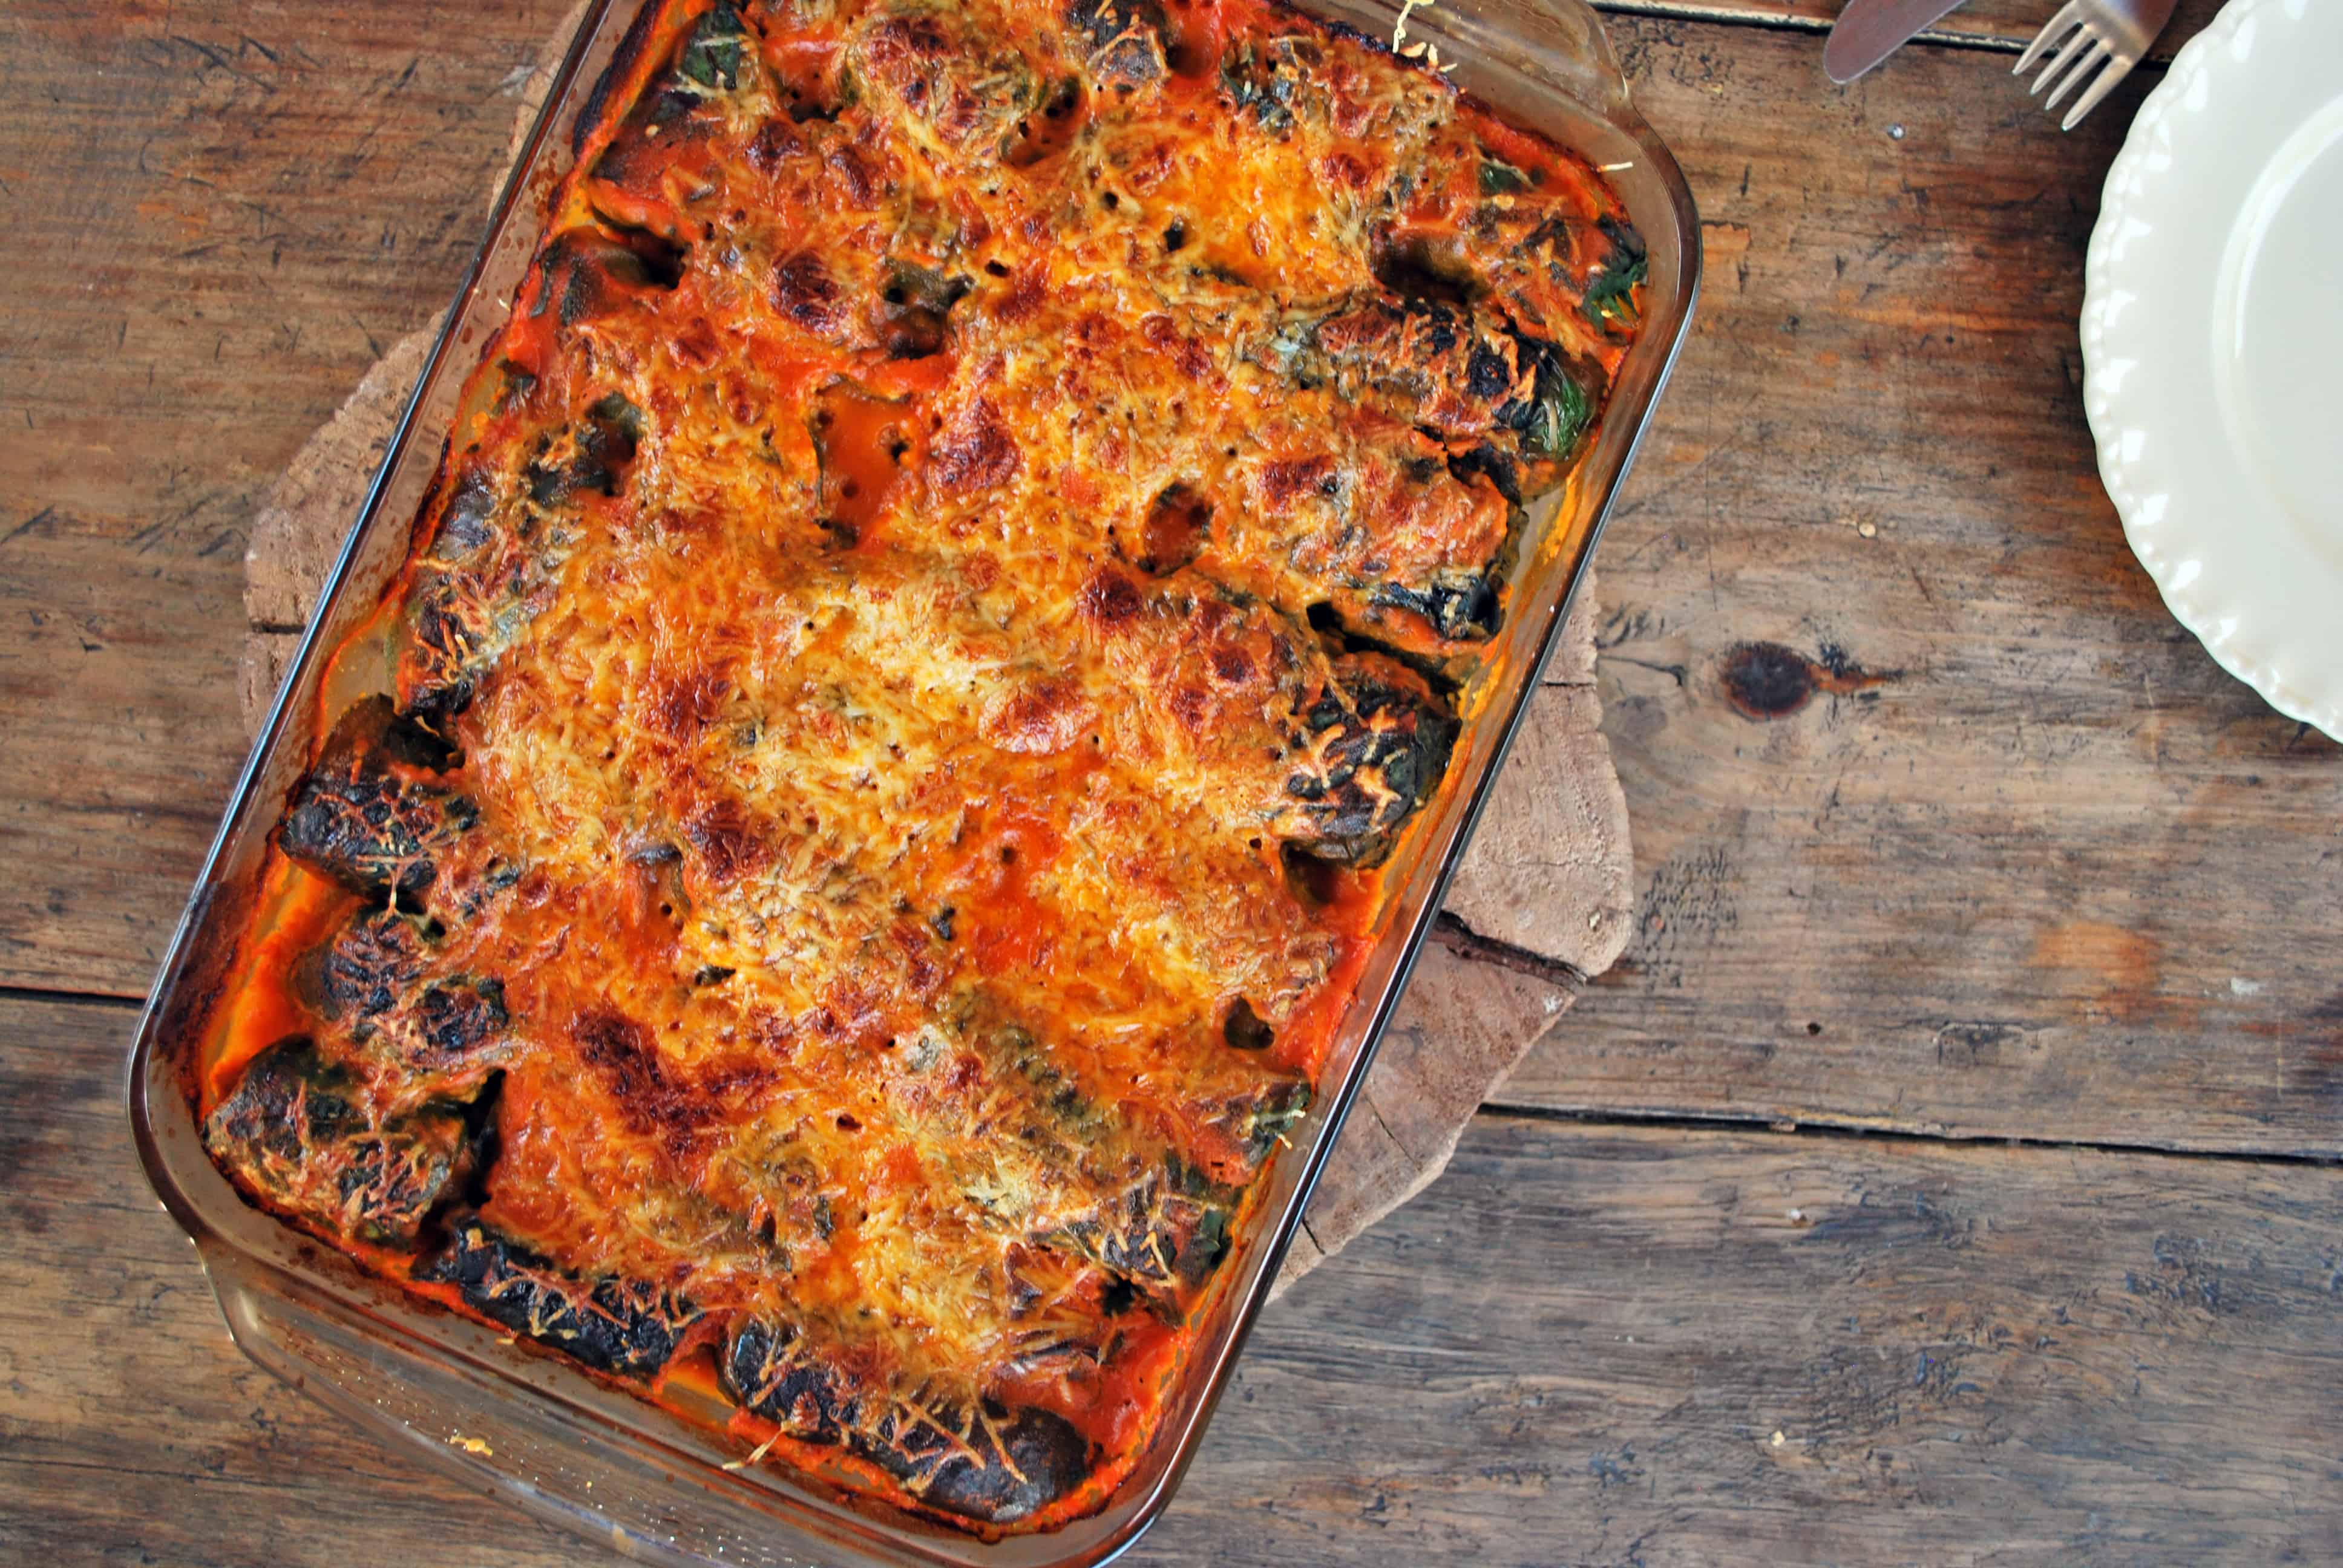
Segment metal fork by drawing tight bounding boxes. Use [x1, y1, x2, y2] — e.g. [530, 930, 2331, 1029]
[2011, 0, 2178, 129]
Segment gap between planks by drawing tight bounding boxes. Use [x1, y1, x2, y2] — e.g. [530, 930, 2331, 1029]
[0, 982, 142, 1011]
[1475, 1100, 2343, 1170]
[1592, 0, 2218, 70]
[1597, 0, 2017, 48]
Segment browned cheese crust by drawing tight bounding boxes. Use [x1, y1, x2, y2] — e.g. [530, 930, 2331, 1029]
[200, 0, 1645, 1532]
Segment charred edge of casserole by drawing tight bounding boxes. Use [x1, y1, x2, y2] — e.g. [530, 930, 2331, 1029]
[202, 1036, 489, 1247]
[571, 0, 675, 159]
[1064, 0, 1172, 84]
[1279, 653, 1461, 869]
[295, 906, 514, 1081]
[418, 1215, 706, 1377]
[275, 696, 475, 906]
[721, 1316, 1094, 1525]
[393, 385, 649, 724]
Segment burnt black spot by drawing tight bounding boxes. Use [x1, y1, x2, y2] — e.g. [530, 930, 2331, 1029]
[1283, 660, 1459, 866]
[309, 909, 424, 1022]
[1369, 570, 1502, 641]
[1464, 339, 1512, 401]
[1067, 0, 1170, 82]
[898, 1404, 1090, 1523]
[1447, 443, 1522, 506]
[1223, 998, 1274, 1051]
[203, 1037, 477, 1246]
[722, 1316, 859, 1441]
[433, 469, 499, 559]
[414, 978, 507, 1057]
[1372, 235, 1479, 306]
[1406, 296, 1462, 356]
[417, 1218, 700, 1376]
[279, 699, 474, 903]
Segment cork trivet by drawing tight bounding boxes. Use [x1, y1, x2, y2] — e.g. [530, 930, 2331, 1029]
[240, 6, 1634, 1298]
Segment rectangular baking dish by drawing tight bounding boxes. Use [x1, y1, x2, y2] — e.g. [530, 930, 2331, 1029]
[126, 1, 1699, 1561]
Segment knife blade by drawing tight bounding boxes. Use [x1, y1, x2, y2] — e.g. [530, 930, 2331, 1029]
[1823, 0, 1968, 82]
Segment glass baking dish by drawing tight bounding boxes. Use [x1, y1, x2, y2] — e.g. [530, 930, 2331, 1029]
[126, 1, 1700, 1561]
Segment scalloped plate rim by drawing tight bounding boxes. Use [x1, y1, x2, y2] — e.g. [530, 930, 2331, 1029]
[2080, 0, 2343, 740]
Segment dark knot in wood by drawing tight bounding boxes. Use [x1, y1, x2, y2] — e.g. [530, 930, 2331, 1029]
[1720, 641, 1899, 721]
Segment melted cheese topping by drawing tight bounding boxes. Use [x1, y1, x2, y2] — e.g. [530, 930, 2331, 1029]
[205, 0, 1642, 1532]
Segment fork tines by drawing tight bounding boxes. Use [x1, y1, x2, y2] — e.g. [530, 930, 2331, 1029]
[2013, 0, 2134, 129]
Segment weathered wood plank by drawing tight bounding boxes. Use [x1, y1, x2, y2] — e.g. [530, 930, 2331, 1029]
[12, 995, 2340, 1565]
[1593, 0, 2221, 62]
[1501, 15, 2343, 1155]
[0, 0, 576, 996]
[1137, 1115, 2343, 1567]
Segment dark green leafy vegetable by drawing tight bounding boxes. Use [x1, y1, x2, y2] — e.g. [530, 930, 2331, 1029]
[1496, 339, 1594, 462]
[589, 390, 646, 444]
[1478, 158, 1532, 197]
[1219, 41, 1297, 131]
[203, 1037, 479, 1246]
[677, 1, 746, 91]
[418, 1217, 702, 1375]
[1581, 214, 1649, 331]
[1238, 1077, 1311, 1157]
[1522, 367, 1591, 458]
[1581, 261, 1645, 329]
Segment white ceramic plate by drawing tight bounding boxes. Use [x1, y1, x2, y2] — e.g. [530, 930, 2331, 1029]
[2082, 0, 2343, 737]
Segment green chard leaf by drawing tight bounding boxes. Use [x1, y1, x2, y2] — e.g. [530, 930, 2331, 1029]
[677, 1, 746, 91]
[1581, 214, 1650, 332]
[1478, 158, 1533, 197]
[1581, 258, 1647, 330]
[1524, 371, 1591, 460]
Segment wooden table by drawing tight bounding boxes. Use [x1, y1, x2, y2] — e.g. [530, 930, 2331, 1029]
[5, 0, 2337, 1562]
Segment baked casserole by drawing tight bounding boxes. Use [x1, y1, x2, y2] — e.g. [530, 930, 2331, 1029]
[194, 0, 1644, 1533]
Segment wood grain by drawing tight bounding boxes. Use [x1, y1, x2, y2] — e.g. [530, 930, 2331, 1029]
[1593, 0, 2222, 62]
[0, 0, 580, 997]
[12, 993, 2341, 1566]
[1492, 12, 2343, 1156]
